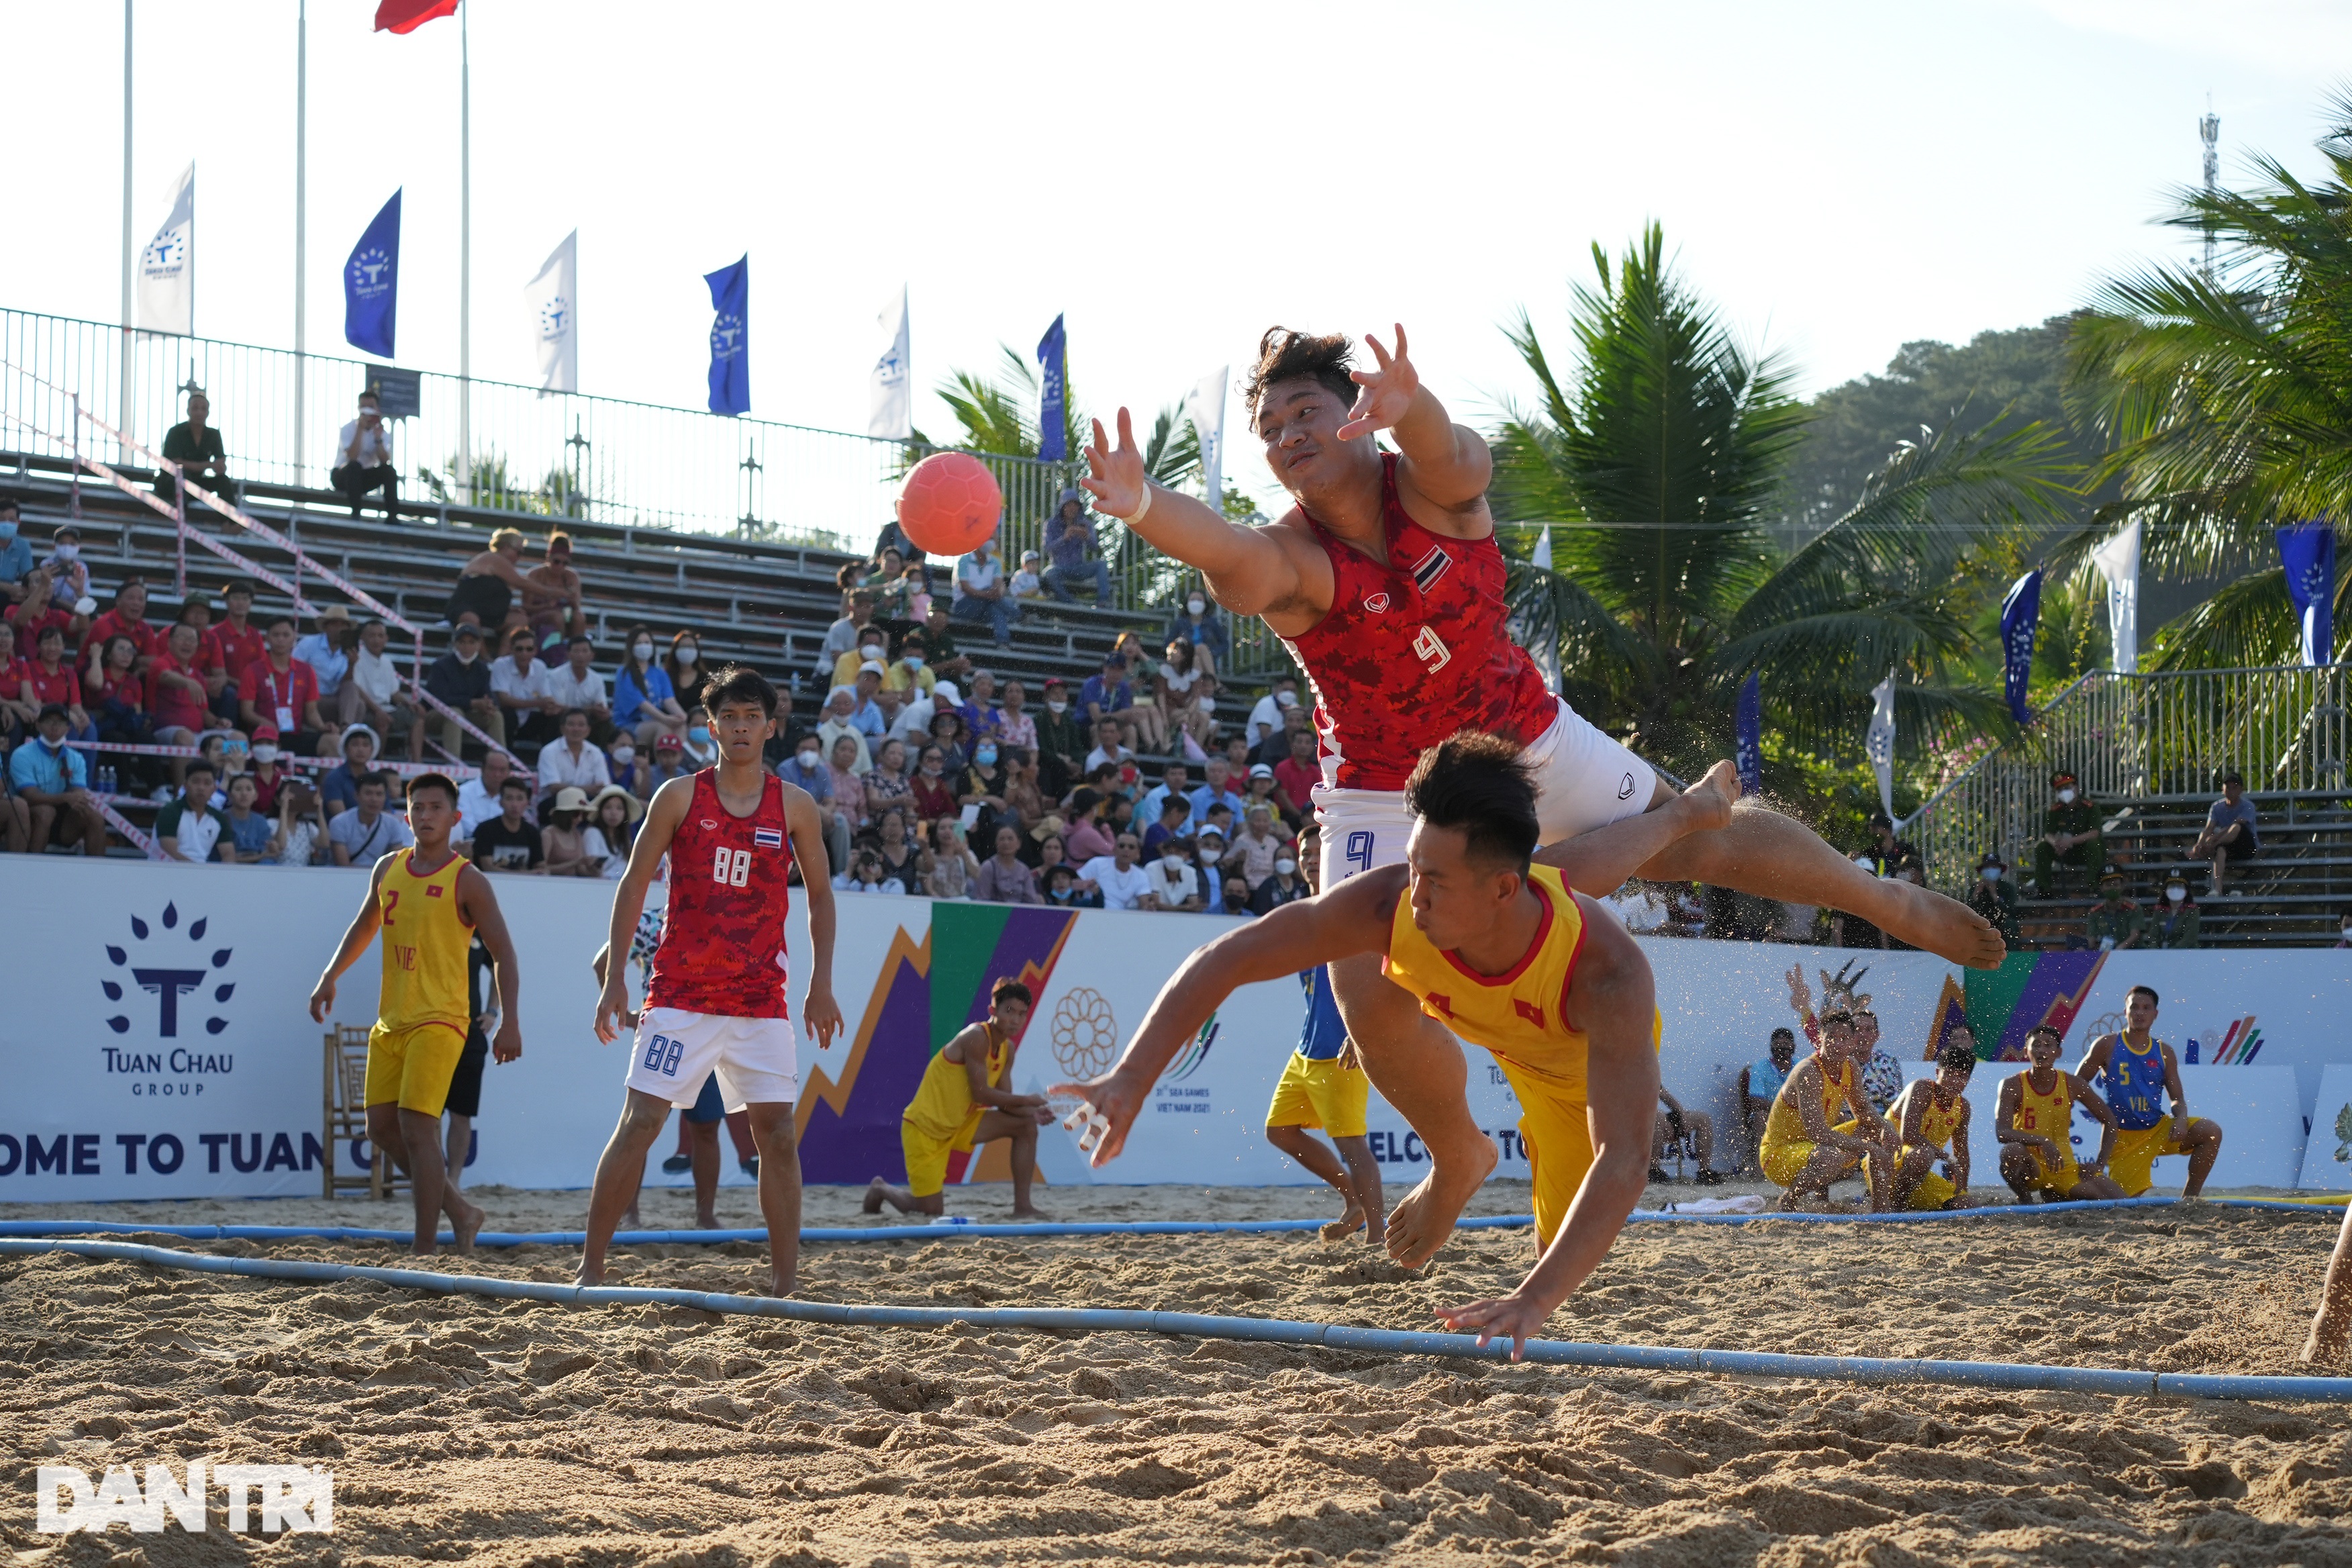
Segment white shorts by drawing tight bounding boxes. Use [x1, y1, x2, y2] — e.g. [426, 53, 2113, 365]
[1314, 697, 1658, 883]
[624, 1007, 800, 1110]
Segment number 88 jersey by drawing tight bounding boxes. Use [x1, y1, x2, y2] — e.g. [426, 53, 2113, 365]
[644, 770, 795, 1020]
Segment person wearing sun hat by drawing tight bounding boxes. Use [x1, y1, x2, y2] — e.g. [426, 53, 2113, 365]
[2032, 769, 2103, 896]
[540, 785, 600, 877]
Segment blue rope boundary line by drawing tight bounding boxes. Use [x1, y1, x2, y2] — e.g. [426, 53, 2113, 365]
[2, 1235, 2345, 1405]
[0, 1195, 2334, 1250]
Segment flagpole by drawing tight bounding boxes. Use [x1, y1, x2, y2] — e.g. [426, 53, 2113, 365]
[458, 0, 472, 504]
[293, 0, 307, 487]
[119, 0, 134, 462]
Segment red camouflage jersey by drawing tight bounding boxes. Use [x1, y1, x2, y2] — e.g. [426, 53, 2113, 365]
[644, 769, 795, 1020]
[1281, 453, 1556, 790]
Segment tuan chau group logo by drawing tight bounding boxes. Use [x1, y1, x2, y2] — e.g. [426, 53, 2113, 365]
[100, 901, 236, 1095]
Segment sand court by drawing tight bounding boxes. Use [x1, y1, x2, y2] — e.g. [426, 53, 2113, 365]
[5, 1184, 2351, 1565]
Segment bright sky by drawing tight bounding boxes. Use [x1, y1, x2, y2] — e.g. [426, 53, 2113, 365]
[5, 1, 2347, 510]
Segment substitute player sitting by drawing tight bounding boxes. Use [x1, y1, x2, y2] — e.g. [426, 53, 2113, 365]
[309, 773, 521, 1255]
[865, 978, 1054, 1220]
[1057, 733, 1665, 1359]
[1755, 1006, 1896, 1210]
[583, 666, 842, 1297]
[2074, 984, 2224, 1198]
[1884, 1038, 1978, 1210]
[1996, 1025, 2125, 1202]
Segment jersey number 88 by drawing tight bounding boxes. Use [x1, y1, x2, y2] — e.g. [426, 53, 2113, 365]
[714, 846, 752, 887]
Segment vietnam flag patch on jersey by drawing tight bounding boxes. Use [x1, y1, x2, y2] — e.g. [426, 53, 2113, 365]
[753, 827, 785, 850]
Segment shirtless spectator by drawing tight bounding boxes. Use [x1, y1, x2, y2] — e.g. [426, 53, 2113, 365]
[1996, 1025, 2126, 1203]
[522, 532, 587, 646]
[444, 527, 533, 636]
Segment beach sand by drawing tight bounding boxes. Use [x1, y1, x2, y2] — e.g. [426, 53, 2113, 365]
[5, 1181, 2350, 1565]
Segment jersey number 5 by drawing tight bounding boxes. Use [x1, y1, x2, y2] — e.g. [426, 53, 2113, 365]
[1412, 626, 1453, 674]
[714, 846, 752, 887]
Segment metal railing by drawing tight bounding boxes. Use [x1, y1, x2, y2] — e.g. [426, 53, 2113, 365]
[0, 307, 1293, 679]
[1910, 664, 2352, 890]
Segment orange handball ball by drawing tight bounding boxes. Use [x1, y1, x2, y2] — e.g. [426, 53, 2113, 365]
[897, 452, 1003, 557]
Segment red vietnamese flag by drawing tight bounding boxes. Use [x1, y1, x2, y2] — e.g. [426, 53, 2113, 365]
[375, 0, 460, 34]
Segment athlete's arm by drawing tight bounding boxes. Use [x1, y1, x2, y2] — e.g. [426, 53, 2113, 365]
[456, 863, 523, 1064]
[780, 780, 843, 1050]
[2071, 1034, 2113, 1084]
[2159, 1042, 2194, 1142]
[1052, 866, 1405, 1165]
[1897, 1086, 1926, 1149]
[1993, 1075, 2045, 1155]
[308, 857, 389, 1022]
[2069, 1071, 2120, 1171]
[595, 777, 690, 1044]
[1080, 409, 1308, 619]
[1340, 326, 1492, 512]
[959, 1027, 1042, 1113]
[1433, 899, 1657, 1359]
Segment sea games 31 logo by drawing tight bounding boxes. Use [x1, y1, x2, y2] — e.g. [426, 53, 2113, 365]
[100, 900, 236, 1096]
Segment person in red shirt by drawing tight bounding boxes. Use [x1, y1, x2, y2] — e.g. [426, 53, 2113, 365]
[150, 622, 213, 746]
[1273, 720, 1320, 826]
[81, 576, 164, 677]
[87, 634, 151, 746]
[240, 614, 334, 756]
[0, 620, 37, 740]
[23, 624, 89, 737]
[6, 567, 80, 658]
[213, 579, 266, 723]
[174, 594, 232, 712]
[244, 722, 292, 814]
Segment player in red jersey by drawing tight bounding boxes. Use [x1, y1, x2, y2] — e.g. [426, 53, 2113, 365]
[579, 664, 842, 1296]
[1079, 325, 2003, 1267]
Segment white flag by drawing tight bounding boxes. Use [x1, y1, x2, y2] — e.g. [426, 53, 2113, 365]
[136, 162, 195, 336]
[869, 285, 911, 440]
[1531, 526, 1553, 571]
[524, 232, 578, 397]
[1183, 366, 1228, 511]
[1865, 671, 1897, 822]
[2090, 517, 2142, 674]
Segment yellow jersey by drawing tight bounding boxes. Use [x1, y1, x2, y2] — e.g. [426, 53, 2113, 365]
[376, 849, 474, 1035]
[1383, 864, 1620, 1097]
[1761, 1055, 1865, 1155]
[1900, 1083, 1965, 1153]
[2012, 1070, 2075, 1148]
[903, 1024, 1008, 1145]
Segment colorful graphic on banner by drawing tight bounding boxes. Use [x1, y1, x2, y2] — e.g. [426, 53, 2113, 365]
[1963, 951, 2108, 1060]
[1923, 974, 1970, 1062]
[2193, 1016, 2264, 1065]
[795, 904, 1077, 1187]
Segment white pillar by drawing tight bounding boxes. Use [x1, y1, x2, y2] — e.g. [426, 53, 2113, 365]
[458, 1, 472, 503]
[293, 0, 307, 487]
[118, 0, 134, 462]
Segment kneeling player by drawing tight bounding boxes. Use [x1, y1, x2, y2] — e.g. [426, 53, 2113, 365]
[2075, 985, 2224, 1198]
[1996, 1025, 2125, 1202]
[1755, 1009, 1896, 1210]
[1056, 732, 1665, 1359]
[867, 978, 1055, 1220]
[1885, 1038, 1977, 1210]
[583, 666, 842, 1295]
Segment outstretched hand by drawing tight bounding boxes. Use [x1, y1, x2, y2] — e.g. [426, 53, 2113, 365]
[1434, 1290, 1550, 1363]
[1080, 410, 1148, 521]
[1336, 324, 1420, 441]
[1783, 963, 1811, 1017]
[1047, 1068, 1147, 1167]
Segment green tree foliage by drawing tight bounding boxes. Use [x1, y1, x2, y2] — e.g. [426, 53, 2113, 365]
[1494, 225, 2074, 785]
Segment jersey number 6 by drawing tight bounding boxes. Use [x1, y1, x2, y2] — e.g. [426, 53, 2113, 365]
[714, 846, 752, 887]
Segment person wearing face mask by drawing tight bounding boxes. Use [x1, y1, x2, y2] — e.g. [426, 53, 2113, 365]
[422, 624, 506, 759]
[1249, 838, 1311, 914]
[38, 526, 92, 616]
[1165, 578, 1228, 677]
[959, 734, 1010, 840]
[1143, 834, 1204, 912]
[885, 627, 938, 706]
[663, 630, 710, 718]
[1193, 828, 1229, 909]
[10, 703, 109, 853]
[816, 687, 875, 773]
[816, 583, 878, 680]
[1965, 852, 2022, 946]
[777, 732, 852, 874]
[2032, 771, 2103, 897]
[1032, 676, 1085, 799]
[2149, 873, 2201, 949]
[242, 724, 291, 814]
[950, 532, 1018, 649]
[831, 622, 891, 692]
[614, 626, 692, 750]
[0, 494, 33, 606]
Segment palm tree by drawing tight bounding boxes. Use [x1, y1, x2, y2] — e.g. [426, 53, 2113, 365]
[1496, 224, 2074, 783]
[2069, 90, 2352, 669]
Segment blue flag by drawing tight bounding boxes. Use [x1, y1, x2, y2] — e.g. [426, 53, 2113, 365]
[703, 255, 749, 417]
[342, 189, 401, 358]
[1036, 313, 1067, 460]
[2278, 523, 2337, 666]
[1734, 673, 1762, 797]
[2000, 569, 2042, 723]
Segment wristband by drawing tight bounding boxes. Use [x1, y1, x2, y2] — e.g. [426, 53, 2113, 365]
[1124, 483, 1153, 524]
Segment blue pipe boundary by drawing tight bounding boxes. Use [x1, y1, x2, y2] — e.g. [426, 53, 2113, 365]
[2, 1235, 2343, 1405]
[0, 1194, 2333, 1250]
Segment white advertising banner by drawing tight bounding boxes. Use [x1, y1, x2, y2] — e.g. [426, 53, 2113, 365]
[1, 857, 2344, 1201]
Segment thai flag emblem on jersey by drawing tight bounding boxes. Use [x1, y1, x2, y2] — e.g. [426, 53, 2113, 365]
[1410, 543, 1453, 593]
[752, 827, 785, 850]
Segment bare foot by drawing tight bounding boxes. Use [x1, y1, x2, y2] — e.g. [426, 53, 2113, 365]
[1871, 877, 2007, 970]
[765, 1268, 795, 1298]
[1320, 1200, 1367, 1242]
[2300, 1327, 2347, 1365]
[863, 1177, 888, 1216]
[1383, 1138, 1498, 1269]
[1011, 1206, 1050, 1222]
[695, 1212, 721, 1230]
[572, 1258, 605, 1288]
[1678, 760, 1739, 834]
[448, 1194, 485, 1255]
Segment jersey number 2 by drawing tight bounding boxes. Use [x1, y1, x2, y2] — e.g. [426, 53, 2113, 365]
[713, 846, 752, 887]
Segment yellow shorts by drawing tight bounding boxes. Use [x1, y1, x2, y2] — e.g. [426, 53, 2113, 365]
[1759, 1136, 1861, 1188]
[1900, 1153, 1957, 1210]
[2109, 1122, 2191, 1197]
[900, 1115, 980, 1199]
[2021, 1143, 2080, 1197]
[364, 1020, 468, 1116]
[1265, 1052, 1370, 1139]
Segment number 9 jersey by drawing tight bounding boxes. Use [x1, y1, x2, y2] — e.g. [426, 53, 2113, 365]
[644, 770, 796, 1020]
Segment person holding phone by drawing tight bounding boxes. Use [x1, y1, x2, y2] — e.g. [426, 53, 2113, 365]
[333, 389, 399, 520]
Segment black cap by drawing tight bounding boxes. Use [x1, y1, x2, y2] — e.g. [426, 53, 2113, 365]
[37, 702, 68, 724]
[2222, 771, 2245, 786]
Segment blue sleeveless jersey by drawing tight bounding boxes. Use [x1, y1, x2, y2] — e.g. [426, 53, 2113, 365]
[2100, 1036, 2169, 1130]
[1297, 966, 1349, 1061]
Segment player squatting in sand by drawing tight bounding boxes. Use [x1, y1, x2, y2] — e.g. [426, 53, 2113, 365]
[309, 773, 522, 1256]
[1077, 323, 2006, 1271]
[580, 666, 843, 1297]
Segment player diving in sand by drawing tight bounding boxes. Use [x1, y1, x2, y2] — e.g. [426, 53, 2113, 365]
[1077, 325, 2004, 1268]
[1059, 734, 1737, 1359]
